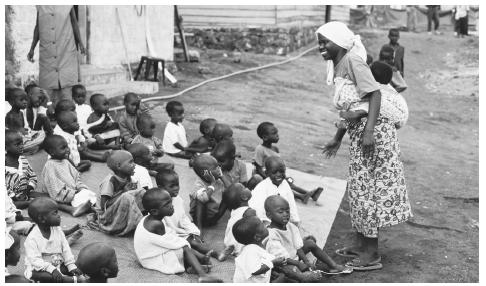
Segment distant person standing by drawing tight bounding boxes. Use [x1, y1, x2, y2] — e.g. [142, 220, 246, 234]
[27, 5, 85, 106]
[426, 5, 441, 35]
[406, 5, 417, 32]
[381, 28, 405, 77]
[454, 6, 469, 37]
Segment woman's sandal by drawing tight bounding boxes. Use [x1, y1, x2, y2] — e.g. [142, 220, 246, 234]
[317, 266, 354, 275]
[345, 257, 383, 271]
[335, 247, 360, 258]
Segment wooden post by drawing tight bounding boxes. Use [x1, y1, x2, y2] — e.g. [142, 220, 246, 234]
[174, 5, 189, 62]
[325, 5, 331, 23]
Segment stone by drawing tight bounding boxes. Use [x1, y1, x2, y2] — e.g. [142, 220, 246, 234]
[198, 66, 211, 74]
[188, 50, 200, 62]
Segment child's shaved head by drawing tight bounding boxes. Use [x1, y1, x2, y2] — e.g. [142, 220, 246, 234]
[264, 195, 288, 212]
[126, 143, 149, 158]
[106, 150, 133, 171]
[76, 242, 118, 279]
[232, 216, 263, 245]
[211, 139, 236, 160]
[191, 154, 219, 171]
[264, 156, 285, 171]
[212, 123, 233, 142]
[42, 134, 65, 154]
[223, 183, 252, 210]
[28, 197, 57, 223]
[200, 118, 217, 135]
[55, 99, 76, 115]
[142, 188, 171, 211]
[256, 122, 274, 138]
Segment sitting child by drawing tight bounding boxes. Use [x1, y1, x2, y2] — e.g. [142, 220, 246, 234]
[25, 83, 52, 134]
[5, 229, 31, 283]
[156, 170, 220, 260]
[254, 122, 323, 204]
[95, 150, 145, 236]
[185, 118, 218, 154]
[249, 156, 300, 226]
[379, 45, 407, 93]
[264, 195, 351, 280]
[76, 242, 119, 283]
[134, 189, 222, 282]
[118, 92, 150, 146]
[40, 135, 97, 217]
[162, 100, 192, 159]
[126, 143, 174, 178]
[232, 216, 286, 283]
[5, 87, 45, 155]
[24, 197, 87, 282]
[132, 114, 165, 157]
[211, 139, 262, 190]
[5, 130, 41, 209]
[219, 183, 257, 261]
[212, 123, 234, 144]
[5, 190, 35, 236]
[71, 84, 92, 129]
[86, 93, 121, 149]
[126, 143, 154, 189]
[189, 154, 226, 233]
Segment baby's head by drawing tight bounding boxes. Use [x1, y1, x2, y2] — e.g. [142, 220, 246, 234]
[264, 195, 290, 228]
[76, 242, 118, 281]
[257, 122, 279, 144]
[232, 216, 269, 246]
[123, 92, 141, 115]
[222, 183, 252, 210]
[90, 93, 110, 114]
[28, 197, 61, 226]
[265, 156, 286, 187]
[211, 139, 236, 172]
[166, 100, 184, 123]
[370, 61, 393, 85]
[5, 130, 24, 156]
[379, 45, 395, 67]
[5, 229, 21, 267]
[388, 28, 400, 45]
[126, 143, 153, 166]
[212, 123, 233, 143]
[191, 154, 221, 183]
[56, 110, 80, 134]
[142, 188, 174, 219]
[55, 99, 76, 115]
[200, 118, 217, 137]
[72, 84, 87, 106]
[136, 114, 155, 138]
[7, 88, 29, 110]
[106, 150, 136, 178]
[25, 83, 46, 108]
[155, 169, 180, 198]
[43, 135, 70, 160]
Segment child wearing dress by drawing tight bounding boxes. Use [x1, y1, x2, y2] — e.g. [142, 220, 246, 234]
[118, 92, 150, 146]
[212, 123, 234, 144]
[96, 150, 145, 236]
[86, 93, 121, 149]
[264, 195, 351, 279]
[232, 216, 286, 283]
[189, 154, 226, 233]
[71, 84, 92, 129]
[133, 189, 222, 282]
[156, 170, 221, 260]
[219, 183, 257, 261]
[162, 100, 191, 159]
[75, 243, 119, 283]
[254, 122, 323, 204]
[249, 156, 301, 226]
[40, 135, 97, 217]
[24, 198, 87, 282]
[132, 114, 165, 157]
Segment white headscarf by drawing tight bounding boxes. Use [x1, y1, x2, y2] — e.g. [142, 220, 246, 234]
[315, 21, 367, 85]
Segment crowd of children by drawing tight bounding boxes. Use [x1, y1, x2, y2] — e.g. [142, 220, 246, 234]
[4, 26, 408, 283]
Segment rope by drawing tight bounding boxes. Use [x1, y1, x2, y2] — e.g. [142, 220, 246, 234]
[109, 45, 318, 112]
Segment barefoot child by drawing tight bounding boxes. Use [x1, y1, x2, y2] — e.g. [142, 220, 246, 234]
[264, 195, 351, 278]
[25, 84, 52, 134]
[96, 150, 145, 236]
[379, 45, 407, 93]
[134, 189, 222, 282]
[132, 114, 165, 157]
[156, 170, 220, 260]
[86, 93, 121, 149]
[76, 243, 119, 283]
[249, 156, 301, 226]
[185, 118, 218, 154]
[71, 84, 92, 129]
[254, 122, 323, 204]
[381, 28, 404, 77]
[126, 143, 154, 189]
[118, 92, 150, 145]
[40, 135, 97, 217]
[162, 100, 191, 159]
[219, 183, 257, 261]
[232, 216, 286, 283]
[24, 198, 87, 283]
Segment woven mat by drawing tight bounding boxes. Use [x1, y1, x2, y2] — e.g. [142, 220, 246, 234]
[7, 154, 346, 282]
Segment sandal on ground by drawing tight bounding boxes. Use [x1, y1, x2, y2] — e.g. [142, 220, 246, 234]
[335, 247, 360, 258]
[317, 265, 354, 275]
[345, 257, 383, 271]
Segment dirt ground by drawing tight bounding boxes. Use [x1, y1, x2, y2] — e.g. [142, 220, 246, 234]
[110, 27, 479, 282]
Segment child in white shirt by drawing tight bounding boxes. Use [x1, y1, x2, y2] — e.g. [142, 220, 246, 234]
[71, 84, 92, 129]
[162, 101, 191, 159]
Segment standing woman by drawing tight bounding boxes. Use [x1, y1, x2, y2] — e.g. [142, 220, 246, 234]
[27, 5, 85, 106]
[317, 22, 412, 270]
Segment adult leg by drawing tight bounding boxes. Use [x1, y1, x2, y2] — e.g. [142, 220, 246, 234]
[427, 9, 433, 32]
[433, 8, 440, 31]
[353, 233, 380, 266]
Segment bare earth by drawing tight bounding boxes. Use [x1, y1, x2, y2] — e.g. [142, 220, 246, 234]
[111, 28, 479, 282]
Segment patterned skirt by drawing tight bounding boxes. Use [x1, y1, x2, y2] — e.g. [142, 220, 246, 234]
[347, 117, 412, 238]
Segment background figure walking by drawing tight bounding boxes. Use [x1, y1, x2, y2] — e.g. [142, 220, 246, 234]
[426, 5, 441, 34]
[406, 6, 417, 32]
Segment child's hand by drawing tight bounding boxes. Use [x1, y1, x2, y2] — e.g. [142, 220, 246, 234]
[272, 257, 287, 266]
[322, 138, 341, 159]
[70, 268, 83, 276]
[211, 166, 223, 179]
[304, 260, 315, 270]
[202, 170, 217, 184]
[297, 261, 311, 271]
[27, 49, 35, 62]
[153, 149, 164, 157]
[52, 269, 64, 282]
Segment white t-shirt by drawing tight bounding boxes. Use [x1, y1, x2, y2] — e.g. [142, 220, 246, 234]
[265, 223, 303, 260]
[233, 244, 275, 283]
[162, 122, 188, 154]
[53, 125, 81, 165]
[75, 103, 92, 128]
[131, 164, 153, 189]
[223, 206, 248, 255]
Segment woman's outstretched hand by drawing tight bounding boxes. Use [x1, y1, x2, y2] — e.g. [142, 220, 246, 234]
[361, 130, 375, 157]
[322, 138, 342, 158]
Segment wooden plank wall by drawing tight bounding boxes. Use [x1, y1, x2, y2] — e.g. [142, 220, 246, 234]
[178, 5, 350, 28]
